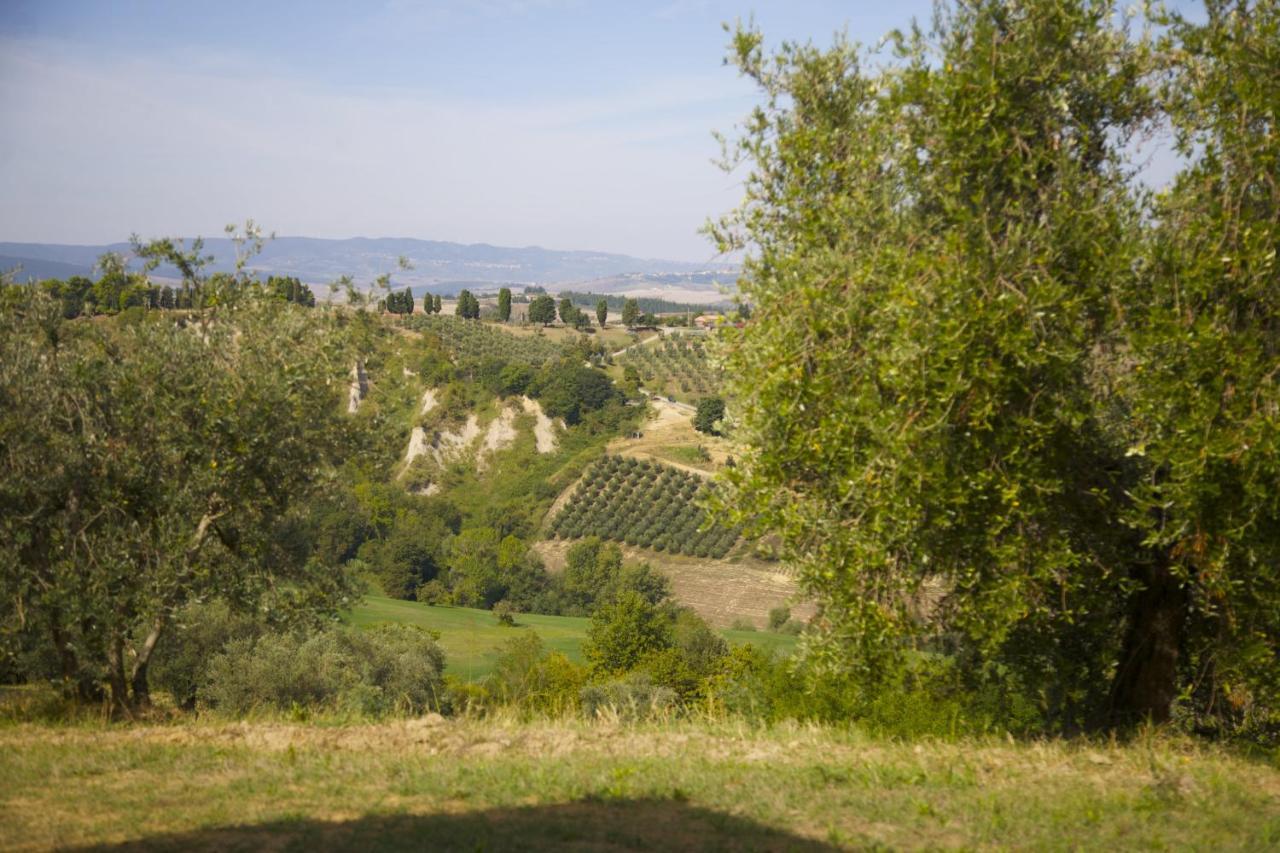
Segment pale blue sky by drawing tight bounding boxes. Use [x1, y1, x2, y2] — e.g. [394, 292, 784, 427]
[0, 1, 1194, 261]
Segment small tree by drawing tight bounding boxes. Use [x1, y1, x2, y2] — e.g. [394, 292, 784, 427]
[497, 287, 512, 322]
[584, 591, 673, 675]
[693, 397, 725, 435]
[558, 297, 578, 326]
[528, 294, 557, 326]
[455, 289, 476, 319]
[596, 299, 608, 327]
[493, 600, 517, 627]
[621, 298, 640, 327]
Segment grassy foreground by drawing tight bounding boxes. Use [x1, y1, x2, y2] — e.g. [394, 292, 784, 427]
[348, 595, 798, 679]
[0, 717, 1276, 851]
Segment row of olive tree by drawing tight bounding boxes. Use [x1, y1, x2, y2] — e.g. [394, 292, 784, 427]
[712, 0, 1280, 733]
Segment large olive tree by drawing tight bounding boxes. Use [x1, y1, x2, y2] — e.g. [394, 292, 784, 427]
[0, 241, 358, 712]
[711, 0, 1278, 730]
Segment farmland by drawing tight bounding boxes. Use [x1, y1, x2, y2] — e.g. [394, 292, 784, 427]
[548, 455, 740, 558]
[406, 315, 565, 366]
[617, 333, 721, 402]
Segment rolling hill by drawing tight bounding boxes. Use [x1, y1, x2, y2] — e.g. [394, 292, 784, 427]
[0, 236, 734, 292]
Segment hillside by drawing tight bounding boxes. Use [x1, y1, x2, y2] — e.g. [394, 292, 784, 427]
[0, 255, 95, 282]
[0, 237, 732, 291]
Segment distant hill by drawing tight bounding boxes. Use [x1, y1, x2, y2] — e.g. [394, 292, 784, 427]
[0, 237, 734, 292]
[0, 255, 95, 282]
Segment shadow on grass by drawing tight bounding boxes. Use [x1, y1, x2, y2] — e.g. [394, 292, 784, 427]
[78, 797, 840, 852]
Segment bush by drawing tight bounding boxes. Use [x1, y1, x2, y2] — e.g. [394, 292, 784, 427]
[580, 671, 677, 720]
[584, 591, 674, 675]
[483, 633, 586, 715]
[200, 624, 446, 717]
[493, 600, 517, 627]
[416, 578, 448, 604]
[767, 606, 791, 632]
[150, 601, 266, 709]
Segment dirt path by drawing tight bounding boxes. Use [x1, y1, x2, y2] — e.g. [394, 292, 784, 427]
[606, 397, 734, 477]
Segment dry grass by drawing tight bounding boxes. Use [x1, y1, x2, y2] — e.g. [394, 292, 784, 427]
[532, 538, 810, 629]
[1, 716, 1276, 851]
[606, 398, 736, 476]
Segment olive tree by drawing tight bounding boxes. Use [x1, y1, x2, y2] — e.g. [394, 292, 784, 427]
[0, 240, 358, 712]
[710, 1, 1279, 729]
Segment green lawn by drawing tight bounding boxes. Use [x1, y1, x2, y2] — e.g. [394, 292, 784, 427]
[348, 595, 797, 679]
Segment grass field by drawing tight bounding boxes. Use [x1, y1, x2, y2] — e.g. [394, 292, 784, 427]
[348, 596, 797, 679]
[2, 717, 1275, 850]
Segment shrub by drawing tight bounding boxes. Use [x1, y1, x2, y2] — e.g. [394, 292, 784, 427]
[767, 606, 791, 632]
[200, 624, 446, 717]
[150, 601, 266, 710]
[484, 633, 586, 715]
[416, 579, 448, 604]
[580, 671, 677, 720]
[584, 591, 674, 675]
[493, 600, 517, 627]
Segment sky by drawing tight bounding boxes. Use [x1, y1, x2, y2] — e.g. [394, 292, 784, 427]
[0, 1, 1195, 262]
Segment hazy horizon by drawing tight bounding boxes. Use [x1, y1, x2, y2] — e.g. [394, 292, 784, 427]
[0, 1, 950, 263]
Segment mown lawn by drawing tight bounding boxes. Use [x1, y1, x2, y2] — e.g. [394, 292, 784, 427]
[1, 717, 1275, 850]
[347, 596, 797, 680]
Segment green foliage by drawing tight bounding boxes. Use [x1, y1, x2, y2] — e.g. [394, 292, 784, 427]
[584, 591, 675, 676]
[497, 287, 512, 322]
[529, 360, 621, 425]
[492, 600, 517, 626]
[355, 503, 453, 600]
[149, 600, 267, 709]
[557, 297, 579, 326]
[528, 294, 557, 325]
[620, 297, 640, 327]
[454, 289, 480, 320]
[551, 456, 740, 557]
[481, 632, 586, 714]
[385, 287, 414, 315]
[595, 298, 608, 327]
[200, 623, 446, 717]
[0, 286, 358, 711]
[618, 334, 721, 401]
[267, 275, 316, 307]
[693, 397, 725, 435]
[710, 1, 1280, 733]
[556, 537, 670, 615]
[406, 315, 562, 367]
[557, 291, 726, 317]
